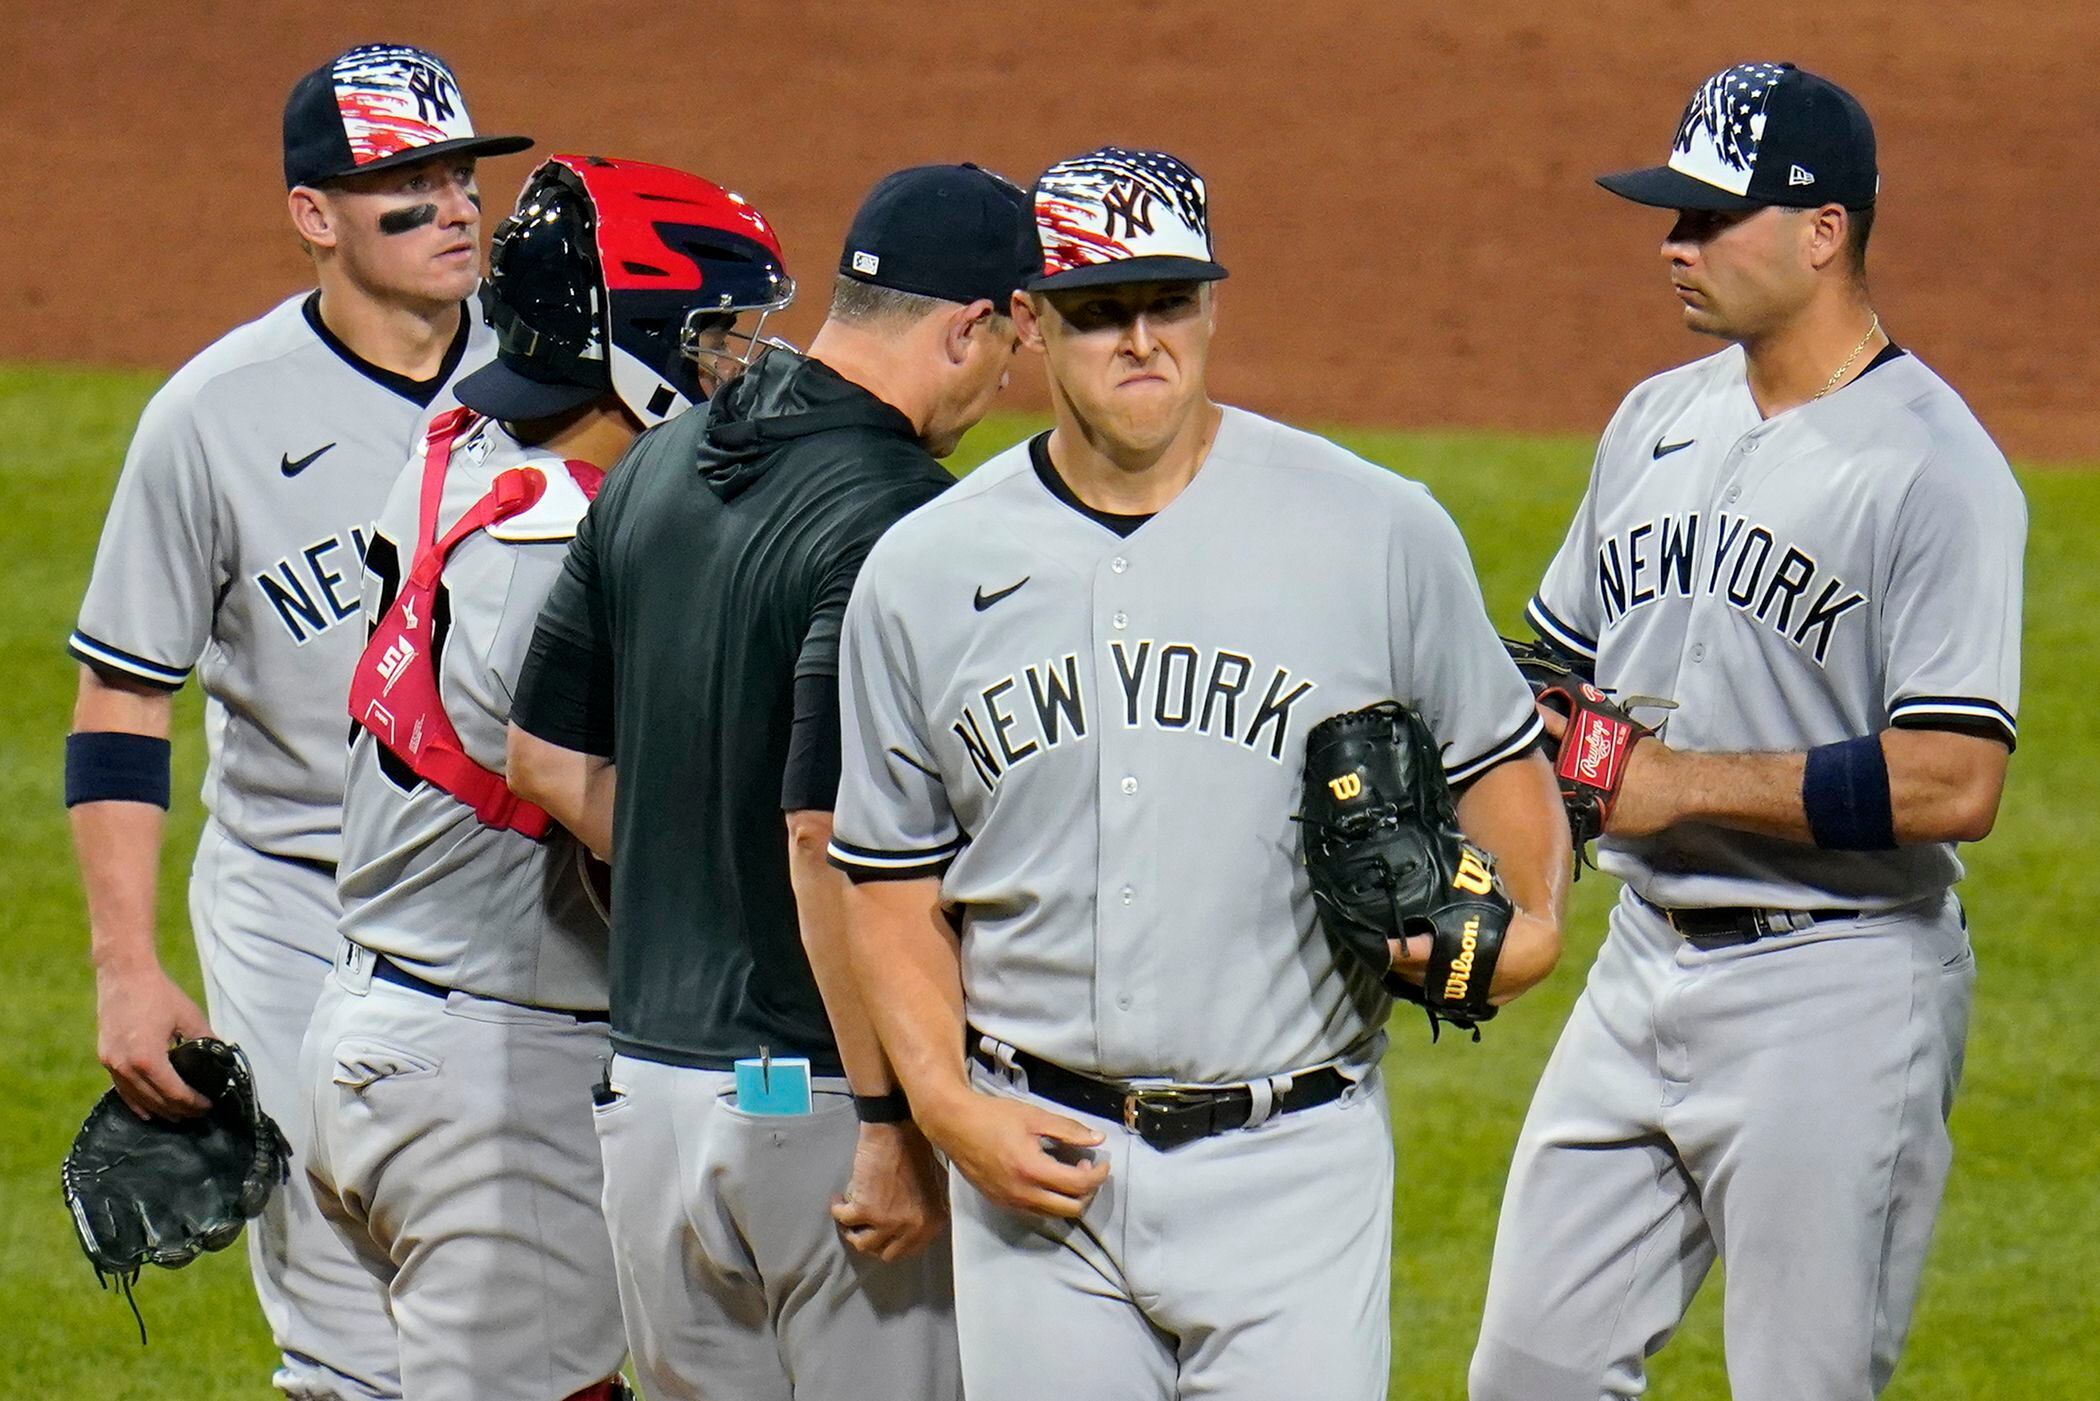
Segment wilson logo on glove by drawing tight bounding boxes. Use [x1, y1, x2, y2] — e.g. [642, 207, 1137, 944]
[1444, 916, 1483, 1000]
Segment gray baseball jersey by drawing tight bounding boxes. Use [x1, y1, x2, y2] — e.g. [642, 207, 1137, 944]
[830, 407, 1542, 1084]
[1474, 341, 2015, 1401]
[337, 416, 607, 1008]
[70, 291, 488, 865]
[1525, 344, 2024, 910]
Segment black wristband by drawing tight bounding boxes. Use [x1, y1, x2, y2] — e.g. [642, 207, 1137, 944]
[64, 731, 172, 809]
[853, 1089, 911, 1124]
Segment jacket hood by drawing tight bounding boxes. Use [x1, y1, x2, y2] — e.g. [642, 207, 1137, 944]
[694, 350, 920, 500]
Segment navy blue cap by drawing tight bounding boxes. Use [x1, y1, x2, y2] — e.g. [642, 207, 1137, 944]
[837, 164, 1038, 306]
[1599, 63, 1877, 211]
[284, 44, 531, 190]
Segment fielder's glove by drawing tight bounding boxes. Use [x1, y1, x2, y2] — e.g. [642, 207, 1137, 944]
[1299, 701, 1513, 1040]
[62, 1037, 291, 1341]
[1502, 638, 1671, 867]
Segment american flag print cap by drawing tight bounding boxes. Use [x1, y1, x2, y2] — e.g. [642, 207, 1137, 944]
[1029, 146, 1229, 292]
[1596, 63, 1877, 212]
[283, 43, 531, 190]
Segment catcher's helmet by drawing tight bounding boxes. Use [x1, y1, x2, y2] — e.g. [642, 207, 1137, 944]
[458, 153, 793, 426]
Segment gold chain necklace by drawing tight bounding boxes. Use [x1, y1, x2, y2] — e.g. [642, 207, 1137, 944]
[1812, 313, 1881, 401]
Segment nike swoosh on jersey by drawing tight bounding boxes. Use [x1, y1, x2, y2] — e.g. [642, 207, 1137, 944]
[281, 443, 338, 477]
[1651, 437, 1695, 459]
[973, 578, 1029, 611]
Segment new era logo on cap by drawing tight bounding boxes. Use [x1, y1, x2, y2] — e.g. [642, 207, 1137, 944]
[1029, 146, 1229, 291]
[332, 45, 477, 168]
[851, 250, 880, 276]
[1789, 164, 1815, 185]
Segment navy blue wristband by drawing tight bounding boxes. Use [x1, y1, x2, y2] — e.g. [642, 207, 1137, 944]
[1802, 735, 1895, 851]
[64, 732, 172, 809]
[853, 1089, 912, 1124]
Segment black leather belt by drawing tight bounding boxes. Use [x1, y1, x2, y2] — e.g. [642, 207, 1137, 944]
[968, 1032, 1351, 1152]
[1639, 895, 1862, 947]
[359, 944, 610, 1024]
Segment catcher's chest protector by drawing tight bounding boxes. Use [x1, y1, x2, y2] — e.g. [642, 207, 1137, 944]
[349, 408, 602, 838]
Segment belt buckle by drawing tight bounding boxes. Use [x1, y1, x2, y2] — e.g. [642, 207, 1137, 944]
[1122, 1087, 1217, 1152]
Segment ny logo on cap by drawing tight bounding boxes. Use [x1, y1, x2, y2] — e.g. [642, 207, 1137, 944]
[1101, 180, 1157, 240]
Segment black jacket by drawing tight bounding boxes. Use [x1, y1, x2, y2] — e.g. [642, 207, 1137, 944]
[512, 349, 954, 1072]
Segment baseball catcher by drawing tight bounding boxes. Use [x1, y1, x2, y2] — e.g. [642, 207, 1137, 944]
[62, 1037, 290, 1340]
[1300, 701, 1515, 1039]
[1502, 638, 1668, 864]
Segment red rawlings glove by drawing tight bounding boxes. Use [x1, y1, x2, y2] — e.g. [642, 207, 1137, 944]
[1503, 639, 1670, 862]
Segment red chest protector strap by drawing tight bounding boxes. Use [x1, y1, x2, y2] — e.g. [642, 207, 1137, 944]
[349, 407, 604, 839]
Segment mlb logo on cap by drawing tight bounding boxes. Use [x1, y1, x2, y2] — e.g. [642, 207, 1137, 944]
[1029, 147, 1230, 291]
[283, 43, 532, 190]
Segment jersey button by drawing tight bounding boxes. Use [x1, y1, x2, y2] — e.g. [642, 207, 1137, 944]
[1116, 994, 1133, 1010]
[1111, 557, 1129, 574]
[1120, 886, 1135, 905]
[1725, 485, 1742, 503]
[1743, 438, 1760, 454]
[1691, 643, 1707, 662]
[1120, 776, 1139, 795]
[1112, 611, 1129, 630]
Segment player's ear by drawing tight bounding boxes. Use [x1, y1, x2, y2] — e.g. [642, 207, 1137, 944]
[945, 299, 997, 366]
[1012, 292, 1048, 355]
[1802, 203, 1848, 273]
[287, 186, 339, 251]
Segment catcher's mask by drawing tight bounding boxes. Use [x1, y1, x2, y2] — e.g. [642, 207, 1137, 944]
[463, 153, 794, 427]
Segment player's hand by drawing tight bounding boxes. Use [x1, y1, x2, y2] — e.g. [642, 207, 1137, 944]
[831, 1120, 949, 1263]
[922, 1090, 1109, 1220]
[1387, 935, 1432, 982]
[95, 963, 215, 1120]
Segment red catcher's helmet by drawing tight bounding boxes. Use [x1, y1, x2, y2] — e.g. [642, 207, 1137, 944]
[459, 153, 793, 427]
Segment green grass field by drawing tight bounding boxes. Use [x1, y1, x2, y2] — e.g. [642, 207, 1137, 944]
[4, 366, 2094, 1395]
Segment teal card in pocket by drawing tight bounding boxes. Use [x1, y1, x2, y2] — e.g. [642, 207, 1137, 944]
[734, 1056, 813, 1115]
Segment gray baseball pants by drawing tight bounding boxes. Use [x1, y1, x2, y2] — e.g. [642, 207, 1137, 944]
[1470, 890, 1974, 1400]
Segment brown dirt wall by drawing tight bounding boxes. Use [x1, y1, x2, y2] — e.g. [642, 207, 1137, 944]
[3, 1, 2093, 459]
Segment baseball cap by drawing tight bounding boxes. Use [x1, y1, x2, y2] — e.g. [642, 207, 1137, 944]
[1028, 147, 1228, 292]
[1598, 63, 1877, 211]
[283, 43, 532, 190]
[837, 164, 1038, 306]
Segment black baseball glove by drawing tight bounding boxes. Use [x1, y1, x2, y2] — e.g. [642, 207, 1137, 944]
[1299, 701, 1514, 1040]
[62, 1038, 291, 1340]
[1503, 638, 1669, 864]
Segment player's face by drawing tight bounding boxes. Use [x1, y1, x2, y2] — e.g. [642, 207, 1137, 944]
[683, 312, 740, 400]
[318, 156, 485, 308]
[924, 303, 1023, 458]
[1660, 205, 1818, 341]
[1029, 281, 1214, 454]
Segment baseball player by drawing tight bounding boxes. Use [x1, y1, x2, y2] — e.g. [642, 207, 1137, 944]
[299, 154, 791, 1400]
[829, 146, 1571, 1400]
[64, 44, 527, 1399]
[505, 162, 1035, 1400]
[1470, 64, 2023, 1401]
